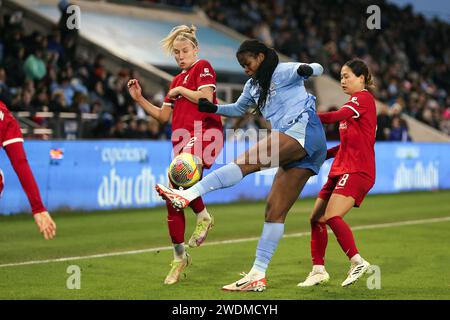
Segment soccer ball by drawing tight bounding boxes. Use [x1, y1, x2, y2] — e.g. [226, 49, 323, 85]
[168, 153, 202, 188]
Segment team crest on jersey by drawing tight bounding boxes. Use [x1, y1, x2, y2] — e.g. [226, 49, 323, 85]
[183, 74, 190, 84]
[200, 67, 213, 78]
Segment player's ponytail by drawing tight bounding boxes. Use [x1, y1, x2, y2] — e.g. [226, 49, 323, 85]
[236, 39, 279, 112]
[345, 59, 375, 89]
[161, 25, 199, 55]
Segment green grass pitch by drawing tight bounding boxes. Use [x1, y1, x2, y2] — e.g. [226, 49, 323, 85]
[0, 191, 449, 300]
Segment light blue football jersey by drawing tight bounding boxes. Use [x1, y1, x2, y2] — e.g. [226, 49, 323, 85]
[217, 62, 323, 130]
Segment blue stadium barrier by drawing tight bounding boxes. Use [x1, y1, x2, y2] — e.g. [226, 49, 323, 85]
[0, 140, 449, 215]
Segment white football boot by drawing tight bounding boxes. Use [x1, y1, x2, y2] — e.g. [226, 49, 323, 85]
[341, 259, 371, 287]
[222, 272, 267, 292]
[297, 269, 330, 287]
[156, 184, 192, 210]
[188, 214, 214, 248]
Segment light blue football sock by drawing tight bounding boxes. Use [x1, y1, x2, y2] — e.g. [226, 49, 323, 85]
[252, 222, 285, 274]
[189, 162, 243, 198]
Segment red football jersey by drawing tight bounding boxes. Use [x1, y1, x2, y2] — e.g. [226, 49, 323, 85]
[329, 90, 377, 181]
[163, 59, 223, 141]
[0, 101, 24, 148]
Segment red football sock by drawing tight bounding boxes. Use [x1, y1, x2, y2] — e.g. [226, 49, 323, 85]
[166, 200, 185, 244]
[189, 196, 205, 214]
[311, 222, 328, 265]
[326, 216, 359, 260]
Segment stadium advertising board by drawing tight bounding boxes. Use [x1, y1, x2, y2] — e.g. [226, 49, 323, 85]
[0, 141, 448, 214]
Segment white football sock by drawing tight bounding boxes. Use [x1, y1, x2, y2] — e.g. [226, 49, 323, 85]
[313, 265, 326, 273]
[196, 208, 210, 221]
[350, 253, 364, 265]
[249, 267, 265, 278]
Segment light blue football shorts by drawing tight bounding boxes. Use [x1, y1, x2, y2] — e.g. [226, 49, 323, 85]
[279, 108, 327, 175]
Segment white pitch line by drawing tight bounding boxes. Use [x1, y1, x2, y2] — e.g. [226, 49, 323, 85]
[1, 216, 449, 268]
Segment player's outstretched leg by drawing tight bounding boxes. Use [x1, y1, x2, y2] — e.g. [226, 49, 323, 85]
[188, 197, 214, 248]
[156, 162, 244, 210]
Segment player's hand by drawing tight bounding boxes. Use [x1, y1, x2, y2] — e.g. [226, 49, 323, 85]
[198, 98, 218, 113]
[297, 64, 313, 78]
[33, 211, 56, 240]
[127, 79, 142, 101]
[168, 86, 183, 99]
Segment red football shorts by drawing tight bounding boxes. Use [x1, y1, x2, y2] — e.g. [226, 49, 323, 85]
[173, 134, 223, 170]
[318, 173, 374, 207]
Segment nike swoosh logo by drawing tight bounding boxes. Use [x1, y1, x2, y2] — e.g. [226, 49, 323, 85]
[187, 166, 197, 179]
[235, 281, 249, 287]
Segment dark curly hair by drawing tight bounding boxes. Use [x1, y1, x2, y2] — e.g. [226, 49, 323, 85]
[236, 39, 279, 113]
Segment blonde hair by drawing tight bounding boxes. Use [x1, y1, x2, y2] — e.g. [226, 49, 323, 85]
[161, 25, 199, 55]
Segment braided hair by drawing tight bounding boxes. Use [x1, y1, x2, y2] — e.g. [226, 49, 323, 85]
[236, 40, 279, 112]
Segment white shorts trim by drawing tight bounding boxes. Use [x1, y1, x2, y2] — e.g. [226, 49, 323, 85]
[3, 138, 24, 147]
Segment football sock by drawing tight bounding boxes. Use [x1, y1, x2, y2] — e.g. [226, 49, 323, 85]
[173, 243, 186, 262]
[184, 162, 243, 200]
[166, 200, 185, 245]
[189, 196, 206, 213]
[252, 222, 285, 274]
[311, 222, 328, 266]
[350, 253, 364, 265]
[326, 216, 359, 260]
[195, 207, 210, 221]
[312, 265, 326, 273]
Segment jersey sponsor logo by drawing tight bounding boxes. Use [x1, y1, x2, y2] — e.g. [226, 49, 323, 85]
[0, 111, 4, 121]
[200, 67, 213, 78]
[350, 96, 359, 106]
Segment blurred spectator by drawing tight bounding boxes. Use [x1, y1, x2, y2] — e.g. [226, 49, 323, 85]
[376, 104, 392, 141]
[23, 48, 47, 81]
[389, 116, 411, 141]
[0, 68, 12, 106]
[111, 120, 128, 139]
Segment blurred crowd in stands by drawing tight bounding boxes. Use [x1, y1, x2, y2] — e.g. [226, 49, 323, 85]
[0, 3, 170, 140]
[2, 0, 449, 141]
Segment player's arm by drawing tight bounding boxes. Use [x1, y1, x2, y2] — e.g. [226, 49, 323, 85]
[127, 79, 172, 125]
[4, 142, 56, 240]
[297, 63, 323, 78]
[318, 107, 355, 124]
[197, 80, 254, 117]
[169, 86, 214, 104]
[326, 144, 340, 160]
